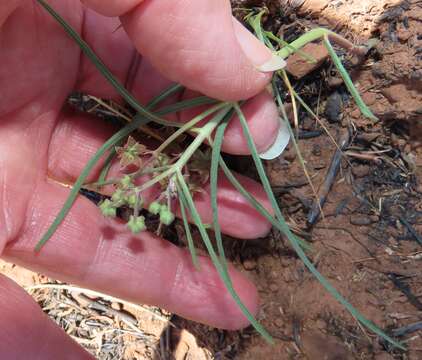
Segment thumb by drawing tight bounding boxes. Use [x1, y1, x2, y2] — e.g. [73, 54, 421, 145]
[82, 0, 284, 101]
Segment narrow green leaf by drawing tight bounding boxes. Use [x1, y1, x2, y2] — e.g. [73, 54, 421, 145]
[177, 185, 200, 269]
[218, 158, 310, 250]
[323, 36, 377, 120]
[147, 84, 184, 110]
[97, 148, 118, 188]
[155, 96, 218, 116]
[245, 10, 267, 43]
[37, 0, 214, 128]
[233, 104, 403, 350]
[210, 117, 230, 270]
[35, 114, 150, 251]
[176, 171, 274, 344]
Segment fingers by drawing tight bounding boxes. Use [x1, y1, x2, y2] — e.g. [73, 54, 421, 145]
[48, 111, 273, 239]
[2, 182, 259, 330]
[82, 0, 282, 101]
[0, 275, 94, 359]
[71, 8, 280, 155]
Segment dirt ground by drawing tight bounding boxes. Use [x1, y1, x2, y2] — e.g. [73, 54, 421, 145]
[1, 0, 421, 359]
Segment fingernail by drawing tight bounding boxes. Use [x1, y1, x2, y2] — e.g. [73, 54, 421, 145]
[257, 54, 286, 72]
[259, 118, 290, 160]
[233, 18, 286, 73]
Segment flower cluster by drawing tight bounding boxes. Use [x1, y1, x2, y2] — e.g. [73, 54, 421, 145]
[98, 138, 176, 234]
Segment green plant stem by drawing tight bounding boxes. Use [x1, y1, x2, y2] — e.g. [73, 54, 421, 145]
[97, 147, 118, 187]
[277, 28, 365, 59]
[87, 166, 172, 188]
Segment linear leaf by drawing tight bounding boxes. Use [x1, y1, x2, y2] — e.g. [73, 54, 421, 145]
[176, 171, 274, 344]
[233, 104, 403, 350]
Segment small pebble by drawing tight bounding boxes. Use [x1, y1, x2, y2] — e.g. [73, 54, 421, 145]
[374, 354, 395, 360]
[242, 259, 257, 271]
[312, 144, 322, 157]
[352, 164, 370, 178]
[274, 318, 284, 328]
[350, 108, 361, 118]
[269, 283, 279, 292]
[362, 91, 377, 106]
[312, 159, 326, 170]
[350, 215, 372, 226]
[325, 92, 343, 123]
[283, 147, 297, 162]
[370, 215, 380, 223]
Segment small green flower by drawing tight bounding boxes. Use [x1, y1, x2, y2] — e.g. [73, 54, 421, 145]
[127, 215, 146, 234]
[99, 199, 116, 218]
[120, 175, 133, 189]
[160, 208, 175, 226]
[148, 201, 162, 215]
[157, 153, 170, 166]
[116, 136, 146, 167]
[111, 189, 125, 206]
[125, 193, 138, 208]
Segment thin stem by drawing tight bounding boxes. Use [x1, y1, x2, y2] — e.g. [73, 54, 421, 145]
[278, 28, 366, 59]
[87, 166, 172, 188]
[136, 107, 231, 193]
[153, 102, 229, 157]
[277, 72, 322, 217]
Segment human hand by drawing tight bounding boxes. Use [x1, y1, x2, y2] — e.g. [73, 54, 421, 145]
[0, 1, 281, 358]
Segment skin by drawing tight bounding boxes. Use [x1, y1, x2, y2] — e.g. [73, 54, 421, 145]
[0, 1, 280, 358]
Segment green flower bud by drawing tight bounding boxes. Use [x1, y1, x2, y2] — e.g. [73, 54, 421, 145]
[127, 215, 146, 234]
[160, 209, 175, 226]
[148, 201, 162, 215]
[99, 199, 116, 218]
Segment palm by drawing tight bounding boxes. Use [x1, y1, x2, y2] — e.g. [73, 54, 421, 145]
[0, 1, 279, 357]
